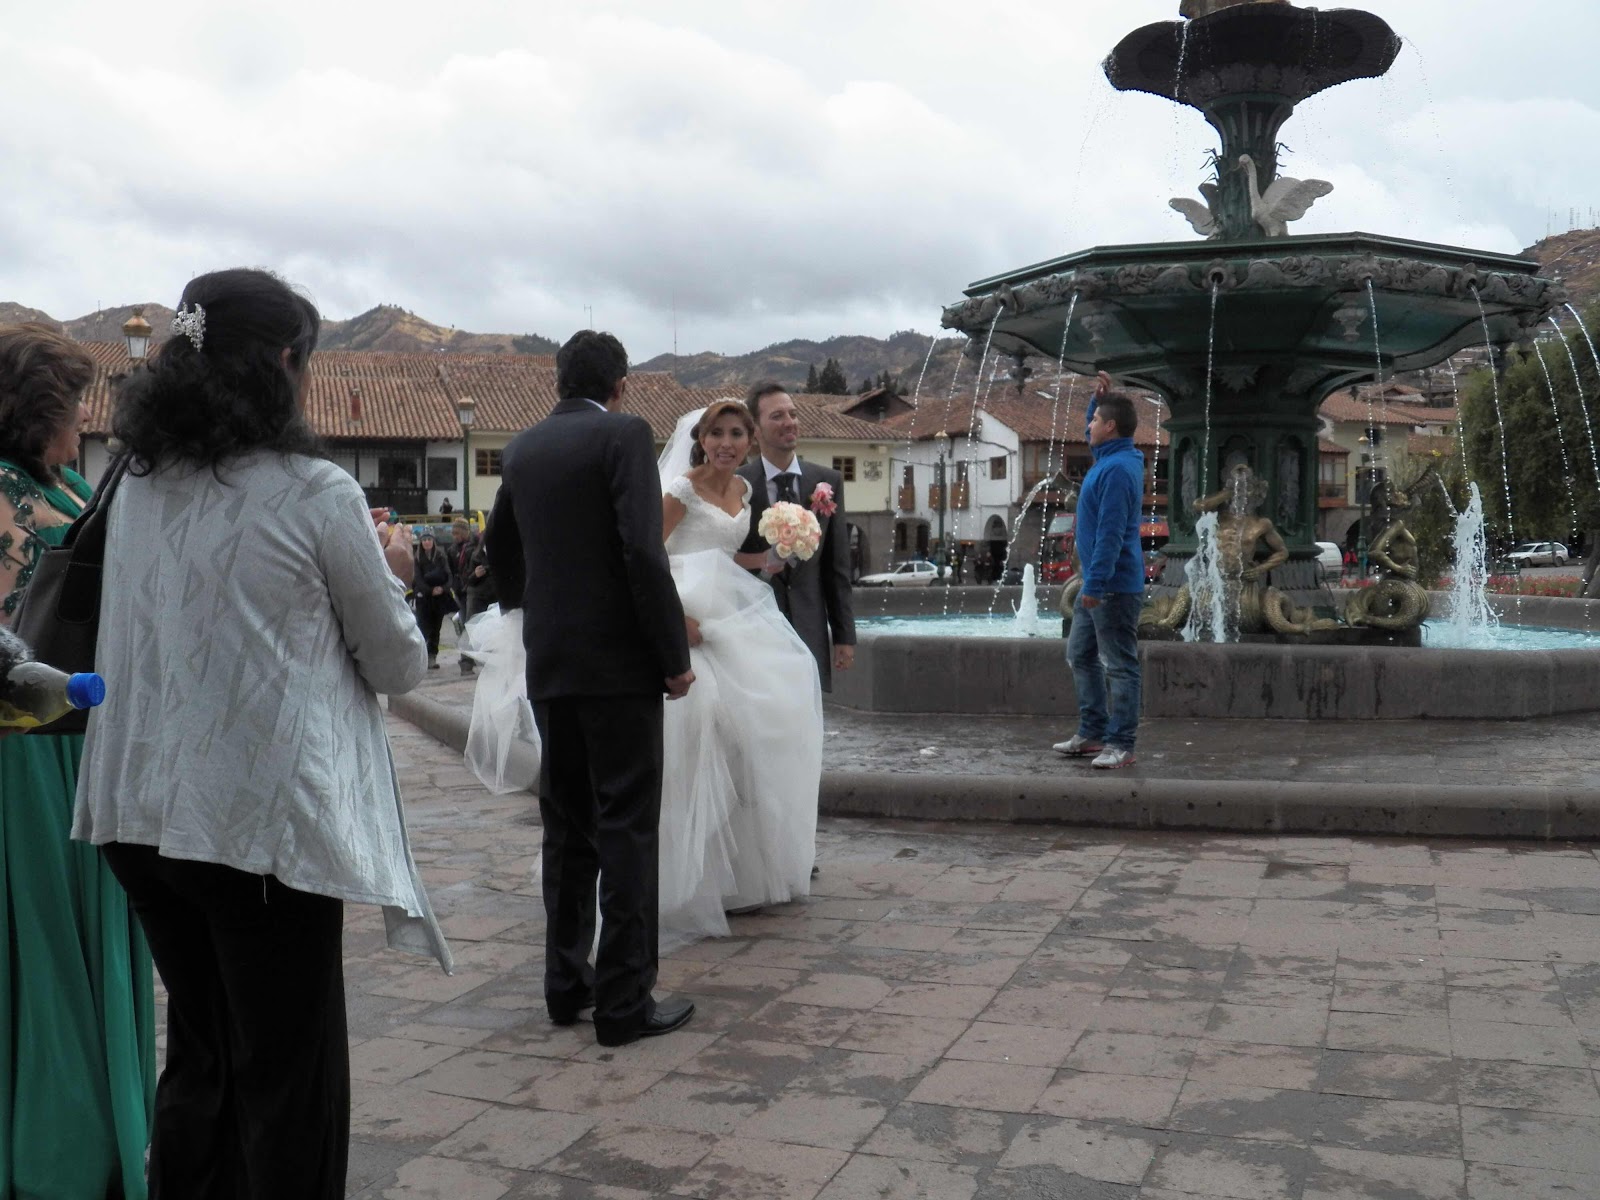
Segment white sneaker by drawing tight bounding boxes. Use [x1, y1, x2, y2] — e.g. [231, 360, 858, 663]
[1052, 735, 1105, 758]
[1091, 747, 1137, 770]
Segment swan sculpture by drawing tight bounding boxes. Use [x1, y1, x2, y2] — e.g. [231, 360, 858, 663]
[1238, 154, 1333, 237]
[1170, 181, 1222, 237]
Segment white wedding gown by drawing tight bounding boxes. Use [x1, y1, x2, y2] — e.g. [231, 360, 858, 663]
[463, 472, 822, 946]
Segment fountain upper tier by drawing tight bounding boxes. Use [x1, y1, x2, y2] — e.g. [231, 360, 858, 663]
[1106, 5, 1400, 111]
[942, 234, 1564, 404]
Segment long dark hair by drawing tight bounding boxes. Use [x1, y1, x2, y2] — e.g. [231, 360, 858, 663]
[0, 323, 94, 484]
[112, 268, 323, 473]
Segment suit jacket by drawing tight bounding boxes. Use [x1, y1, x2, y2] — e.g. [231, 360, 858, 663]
[738, 457, 856, 691]
[487, 398, 690, 701]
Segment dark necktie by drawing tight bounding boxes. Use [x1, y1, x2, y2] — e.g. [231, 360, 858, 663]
[775, 473, 798, 504]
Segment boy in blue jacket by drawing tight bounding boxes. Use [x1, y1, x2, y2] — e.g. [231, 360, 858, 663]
[1054, 373, 1145, 768]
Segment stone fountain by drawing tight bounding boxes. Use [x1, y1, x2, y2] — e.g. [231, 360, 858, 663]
[939, 0, 1565, 640]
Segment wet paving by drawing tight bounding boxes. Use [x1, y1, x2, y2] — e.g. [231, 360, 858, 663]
[412, 643, 1600, 788]
[329, 708, 1600, 1198]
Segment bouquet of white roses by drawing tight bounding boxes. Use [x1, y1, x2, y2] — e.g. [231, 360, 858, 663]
[758, 501, 823, 561]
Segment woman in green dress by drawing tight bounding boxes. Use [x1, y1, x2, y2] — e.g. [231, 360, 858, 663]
[0, 323, 154, 1198]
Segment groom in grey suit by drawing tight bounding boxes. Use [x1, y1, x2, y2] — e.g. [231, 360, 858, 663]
[738, 380, 856, 692]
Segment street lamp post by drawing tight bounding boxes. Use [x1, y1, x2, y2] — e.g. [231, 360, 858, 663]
[935, 448, 949, 574]
[456, 397, 476, 522]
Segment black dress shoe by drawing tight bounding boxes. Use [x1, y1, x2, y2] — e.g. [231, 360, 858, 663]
[811, 863, 820, 879]
[548, 991, 595, 1026]
[595, 998, 695, 1048]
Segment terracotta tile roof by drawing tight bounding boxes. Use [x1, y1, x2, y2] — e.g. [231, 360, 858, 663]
[307, 352, 461, 440]
[881, 377, 1170, 448]
[1317, 391, 1437, 426]
[1319, 439, 1349, 455]
[677, 390, 890, 442]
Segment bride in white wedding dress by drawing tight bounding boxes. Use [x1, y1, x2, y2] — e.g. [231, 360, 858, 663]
[465, 400, 822, 945]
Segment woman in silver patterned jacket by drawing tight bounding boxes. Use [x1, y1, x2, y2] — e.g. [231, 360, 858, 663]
[74, 268, 451, 1200]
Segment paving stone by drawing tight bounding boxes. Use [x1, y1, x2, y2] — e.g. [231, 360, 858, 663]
[1465, 1160, 1600, 1198]
[430, 1105, 596, 1172]
[1206, 1002, 1328, 1047]
[1187, 1042, 1322, 1091]
[1316, 1050, 1458, 1104]
[1327, 1011, 1453, 1057]
[539, 1121, 715, 1192]
[1033, 1068, 1183, 1125]
[374, 1153, 523, 1199]
[945, 1021, 1081, 1069]
[1455, 1060, 1600, 1116]
[674, 1137, 849, 1200]
[812, 1153, 979, 1200]
[859, 1102, 1016, 1164]
[1145, 1132, 1311, 1200]
[1312, 1093, 1462, 1156]
[1461, 1106, 1600, 1175]
[1303, 1145, 1465, 1200]
[1450, 1020, 1590, 1068]
[591, 1073, 766, 1135]
[1063, 1030, 1197, 1079]
[1447, 986, 1574, 1028]
[351, 1037, 468, 1086]
[350, 1082, 489, 1144]
[735, 1088, 890, 1150]
[904, 1059, 1054, 1113]
[997, 1117, 1159, 1184]
[676, 1035, 821, 1089]
[783, 1048, 936, 1104]
[835, 1012, 970, 1058]
[1169, 1080, 1318, 1144]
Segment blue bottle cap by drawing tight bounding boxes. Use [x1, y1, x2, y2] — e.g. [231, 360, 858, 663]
[66, 673, 107, 709]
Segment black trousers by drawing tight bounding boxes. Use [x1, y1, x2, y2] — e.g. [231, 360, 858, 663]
[101, 843, 348, 1200]
[533, 693, 663, 1039]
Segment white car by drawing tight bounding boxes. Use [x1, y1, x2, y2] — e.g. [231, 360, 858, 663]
[1313, 541, 1344, 584]
[858, 560, 950, 587]
[1508, 541, 1569, 568]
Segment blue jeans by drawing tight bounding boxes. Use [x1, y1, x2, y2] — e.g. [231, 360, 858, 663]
[1066, 592, 1143, 751]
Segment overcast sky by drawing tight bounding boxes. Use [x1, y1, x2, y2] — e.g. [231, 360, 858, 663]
[4, 1, 1597, 359]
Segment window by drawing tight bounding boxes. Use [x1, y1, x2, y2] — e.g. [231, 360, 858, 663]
[990, 455, 1007, 480]
[832, 456, 856, 481]
[902, 464, 915, 487]
[955, 460, 969, 481]
[475, 448, 503, 476]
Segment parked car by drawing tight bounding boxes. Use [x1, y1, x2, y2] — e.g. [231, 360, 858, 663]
[1313, 541, 1344, 584]
[857, 560, 951, 587]
[1508, 541, 1569, 567]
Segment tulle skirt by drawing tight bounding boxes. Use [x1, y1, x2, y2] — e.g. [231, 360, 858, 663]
[463, 550, 822, 946]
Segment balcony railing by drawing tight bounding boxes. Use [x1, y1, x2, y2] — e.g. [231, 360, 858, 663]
[1318, 482, 1348, 500]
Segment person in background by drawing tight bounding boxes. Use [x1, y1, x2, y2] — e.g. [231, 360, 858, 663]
[0, 323, 155, 1199]
[74, 267, 450, 1198]
[413, 531, 456, 669]
[439, 497, 454, 515]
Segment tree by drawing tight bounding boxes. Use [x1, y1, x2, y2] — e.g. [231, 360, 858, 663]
[804, 363, 820, 393]
[815, 358, 848, 394]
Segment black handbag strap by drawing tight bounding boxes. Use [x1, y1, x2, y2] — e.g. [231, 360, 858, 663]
[56, 453, 131, 563]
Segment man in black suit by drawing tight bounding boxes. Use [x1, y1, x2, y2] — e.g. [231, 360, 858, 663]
[485, 330, 696, 1048]
[738, 381, 856, 691]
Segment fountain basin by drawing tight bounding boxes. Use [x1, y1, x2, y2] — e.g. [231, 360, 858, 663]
[837, 590, 1600, 721]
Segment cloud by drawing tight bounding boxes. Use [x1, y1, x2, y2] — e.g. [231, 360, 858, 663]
[1, 1, 1596, 357]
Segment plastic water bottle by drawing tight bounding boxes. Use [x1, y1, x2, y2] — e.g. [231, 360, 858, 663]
[0, 660, 107, 730]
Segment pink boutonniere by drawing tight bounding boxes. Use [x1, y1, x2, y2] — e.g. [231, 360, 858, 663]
[809, 482, 837, 517]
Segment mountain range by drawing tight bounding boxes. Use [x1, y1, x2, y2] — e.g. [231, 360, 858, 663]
[10, 229, 1598, 392]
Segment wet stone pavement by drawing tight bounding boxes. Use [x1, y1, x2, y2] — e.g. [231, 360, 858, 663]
[331, 708, 1600, 1198]
[409, 635, 1600, 788]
